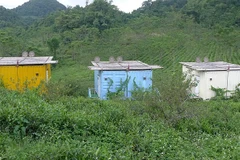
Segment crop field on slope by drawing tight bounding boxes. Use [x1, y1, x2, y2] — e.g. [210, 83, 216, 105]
[53, 22, 240, 91]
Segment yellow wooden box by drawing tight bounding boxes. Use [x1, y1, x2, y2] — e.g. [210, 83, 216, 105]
[0, 56, 57, 90]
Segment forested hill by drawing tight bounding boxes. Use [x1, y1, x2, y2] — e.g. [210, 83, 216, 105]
[12, 0, 66, 17]
[9, 0, 66, 26]
[52, 0, 128, 32]
[26, 0, 240, 34]
[0, 0, 239, 58]
[32, 0, 240, 33]
[0, 0, 66, 28]
[0, 6, 22, 28]
[133, 0, 240, 28]
[1, 0, 240, 29]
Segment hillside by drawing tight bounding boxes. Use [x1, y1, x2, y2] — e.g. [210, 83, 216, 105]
[0, 6, 22, 27]
[12, 0, 66, 25]
[133, 0, 240, 28]
[13, 0, 66, 17]
[0, 0, 240, 159]
[0, 0, 66, 28]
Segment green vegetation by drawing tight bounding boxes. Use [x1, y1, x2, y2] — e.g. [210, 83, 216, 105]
[47, 37, 60, 59]
[0, 0, 240, 159]
[0, 85, 239, 159]
[0, 0, 66, 27]
[13, 0, 66, 17]
[0, 6, 22, 27]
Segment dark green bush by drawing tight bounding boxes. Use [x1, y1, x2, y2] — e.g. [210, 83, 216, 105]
[44, 79, 89, 101]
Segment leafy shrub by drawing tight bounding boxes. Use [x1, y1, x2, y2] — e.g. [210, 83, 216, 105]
[210, 86, 229, 100]
[0, 79, 4, 88]
[44, 79, 89, 101]
[134, 73, 199, 127]
[231, 83, 240, 102]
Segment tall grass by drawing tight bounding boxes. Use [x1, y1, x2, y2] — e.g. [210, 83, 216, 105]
[0, 80, 239, 159]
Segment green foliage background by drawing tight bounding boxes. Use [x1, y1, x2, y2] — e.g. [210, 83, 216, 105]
[0, 0, 240, 159]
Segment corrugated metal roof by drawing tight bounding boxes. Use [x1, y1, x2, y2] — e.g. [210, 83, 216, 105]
[0, 56, 58, 66]
[180, 61, 240, 71]
[88, 61, 162, 70]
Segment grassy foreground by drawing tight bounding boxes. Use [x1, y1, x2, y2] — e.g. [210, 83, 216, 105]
[0, 86, 239, 159]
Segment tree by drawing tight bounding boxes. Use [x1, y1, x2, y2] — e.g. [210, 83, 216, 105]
[55, 0, 125, 32]
[47, 38, 60, 59]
